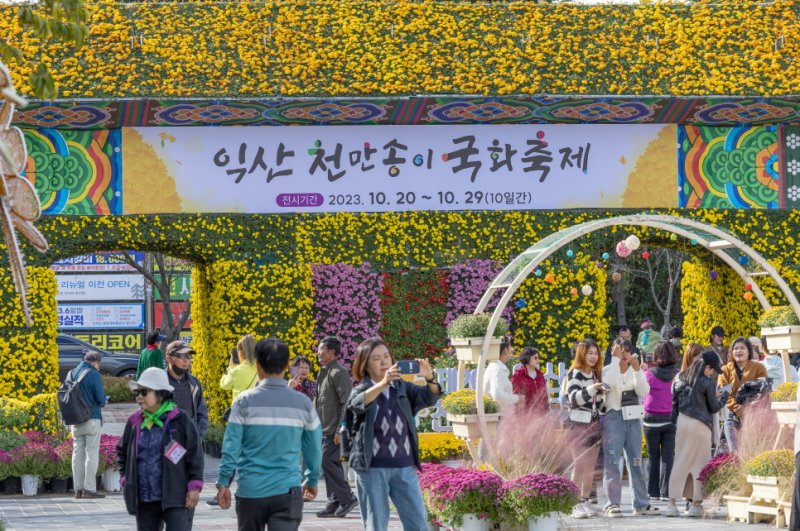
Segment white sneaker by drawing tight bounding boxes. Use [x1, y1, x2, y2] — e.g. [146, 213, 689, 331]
[572, 504, 591, 519]
[583, 501, 600, 516]
[663, 505, 679, 517]
[686, 504, 704, 518]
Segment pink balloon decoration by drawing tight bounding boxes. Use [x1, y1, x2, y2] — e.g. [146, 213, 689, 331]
[616, 240, 632, 257]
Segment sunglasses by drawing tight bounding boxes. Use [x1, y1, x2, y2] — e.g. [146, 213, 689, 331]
[169, 353, 193, 360]
[132, 388, 153, 398]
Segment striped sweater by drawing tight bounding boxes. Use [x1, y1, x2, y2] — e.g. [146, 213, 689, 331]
[218, 378, 322, 498]
[566, 368, 604, 413]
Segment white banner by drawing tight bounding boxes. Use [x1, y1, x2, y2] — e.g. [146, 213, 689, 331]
[124, 124, 676, 214]
[56, 274, 145, 301]
[57, 304, 145, 329]
[50, 251, 144, 272]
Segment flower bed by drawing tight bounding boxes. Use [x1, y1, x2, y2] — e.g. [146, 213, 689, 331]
[498, 473, 579, 526]
[428, 468, 503, 527]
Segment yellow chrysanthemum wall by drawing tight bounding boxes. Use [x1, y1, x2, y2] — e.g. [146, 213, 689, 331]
[190, 260, 316, 420]
[0, 267, 58, 399]
[0, 0, 798, 97]
[3, 208, 800, 412]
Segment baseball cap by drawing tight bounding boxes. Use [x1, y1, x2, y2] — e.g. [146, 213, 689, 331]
[701, 350, 723, 374]
[640, 318, 653, 327]
[711, 325, 725, 337]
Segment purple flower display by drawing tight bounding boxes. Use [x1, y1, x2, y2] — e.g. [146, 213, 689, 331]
[311, 263, 383, 369]
[427, 468, 503, 527]
[446, 259, 514, 327]
[698, 452, 739, 487]
[498, 473, 579, 524]
[99, 434, 121, 472]
[9, 441, 57, 477]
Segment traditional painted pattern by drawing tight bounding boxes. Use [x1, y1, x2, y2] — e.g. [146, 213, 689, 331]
[11, 97, 800, 129]
[23, 129, 123, 215]
[678, 125, 780, 209]
[785, 126, 800, 208]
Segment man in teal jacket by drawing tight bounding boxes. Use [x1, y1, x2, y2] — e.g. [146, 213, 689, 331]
[216, 338, 322, 530]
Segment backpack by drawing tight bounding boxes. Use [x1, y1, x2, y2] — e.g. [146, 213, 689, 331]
[57, 368, 93, 425]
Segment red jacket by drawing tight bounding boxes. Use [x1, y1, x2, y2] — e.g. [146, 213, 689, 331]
[511, 365, 549, 412]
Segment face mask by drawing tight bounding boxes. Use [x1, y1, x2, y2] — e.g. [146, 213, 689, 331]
[171, 365, 188, 376]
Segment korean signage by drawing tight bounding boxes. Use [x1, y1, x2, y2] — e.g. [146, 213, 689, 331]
[72, 332, 144, 352]
[153, 302, 193, 329]
[123, 125, 676, 214]
[51, 251, 144, 272]
[58, 304, 145, 329]
[153, 273, 192, 301]
[56, 274, 145, 302]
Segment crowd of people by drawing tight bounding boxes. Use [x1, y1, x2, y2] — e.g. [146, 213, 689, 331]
[59, 319, 799, 530]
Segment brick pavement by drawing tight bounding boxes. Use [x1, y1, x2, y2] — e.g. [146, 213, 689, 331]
[0, 404, 779, 530]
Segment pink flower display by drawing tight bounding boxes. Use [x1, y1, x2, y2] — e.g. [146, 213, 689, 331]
[9, 441, 57, 477]
[311, 263, 383, 369]
[98, 434, 121, 472]
[427, 468, 503, 527]
[698, 452, 739, 487]
[446, 259, 514, 327]
[498, 473, 579, 524]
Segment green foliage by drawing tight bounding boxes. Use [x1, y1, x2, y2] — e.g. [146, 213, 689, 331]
[744, 449, 795, 478]
[203, 422, 225, 445]
[772, 382, 798, 402]
[0, 403, 29, 431]
[441, 389, 499, 415]
[447, 312, 508, 339]
[759, 306, 800, 328]
[0, 430, 26, 452]
[103, 375, 134, 403]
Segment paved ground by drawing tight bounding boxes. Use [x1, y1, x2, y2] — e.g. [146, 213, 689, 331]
[0, 404, 781, 530]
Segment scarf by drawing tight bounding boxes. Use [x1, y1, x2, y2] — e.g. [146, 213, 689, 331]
[141, 400, 175, 430]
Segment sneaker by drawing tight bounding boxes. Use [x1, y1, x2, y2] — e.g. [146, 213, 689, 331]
[583, 501, 600, 516]
[649, 496, 661, 501]
[73, 490, 83, 499]
[663, 505, 679, 517]
[605, 504, 623, 518]
[206, 497, 220, 507]
[333, 496, 358, 517]
[316, 500, 339, 518]
[82, 490, 106, 499]
[660, 497, 670, 502]
[686, 504, 704, 518]
[633, 505, 660, 516]
[572, 504, 591, 519]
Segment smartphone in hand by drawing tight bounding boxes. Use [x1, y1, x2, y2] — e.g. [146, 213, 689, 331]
[397, 360, 420, 375]
[599, 383, 612, 392]
[231, 347, 240, 364]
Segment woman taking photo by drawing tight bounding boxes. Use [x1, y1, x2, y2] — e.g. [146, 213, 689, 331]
[117, 368, 204, 530]
[643, 340, 679, 501]
[288, 355, 317, 401]
[665, 352, 728, 517]
[564, 339, 605, 520]
[602, 338, 658, 517]
[718, 337, 768, 451]
[511, 346, 549, 412]
[219, 334, 258, 402]
[346, 337, 441, 531]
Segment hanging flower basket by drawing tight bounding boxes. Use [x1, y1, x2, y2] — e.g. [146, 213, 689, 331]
[451, 337, 503, 364]
[447, 413, 501, 439]
[761, 326, 800, 352]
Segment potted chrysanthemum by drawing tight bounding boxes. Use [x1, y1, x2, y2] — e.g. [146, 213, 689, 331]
[744, 449, 795, 502]
[441, 389, 500, 440]
[759, 306, 800, 351]
[427, 468, 503, 531]
[498, 473, 579, 531]
[770, 381, 798, 426]
[9, 441, 56, 496]
[447, 313, 508, 364]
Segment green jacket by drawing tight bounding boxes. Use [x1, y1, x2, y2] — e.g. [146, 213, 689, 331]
[136, 346, 164, 379]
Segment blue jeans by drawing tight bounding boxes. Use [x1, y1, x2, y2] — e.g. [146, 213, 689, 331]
[354, 466, 428, 531]
[724, 410, 740, 452]
[603, 410, 650, 510]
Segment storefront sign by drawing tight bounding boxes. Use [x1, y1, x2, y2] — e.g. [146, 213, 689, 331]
[57, 303, 145, 329]
[51, 251, 144, 272]
[56, 274, 145, 301]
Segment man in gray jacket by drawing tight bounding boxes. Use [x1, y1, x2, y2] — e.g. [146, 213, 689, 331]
[314, 336, 357, 518]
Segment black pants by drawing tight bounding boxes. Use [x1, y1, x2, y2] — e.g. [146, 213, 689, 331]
[321, 434, 352, 504]
[236, 487, 303, 531]
[644, 423, 676, 498]
[136, 501, 188, 531]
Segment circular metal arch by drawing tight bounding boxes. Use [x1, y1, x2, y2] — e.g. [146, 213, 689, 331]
[469, 213, 800, 461]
